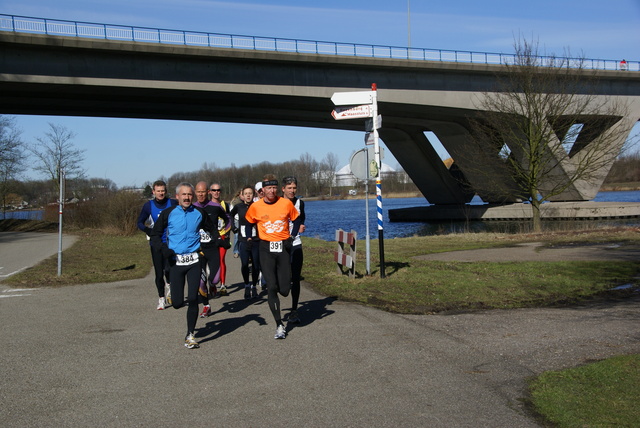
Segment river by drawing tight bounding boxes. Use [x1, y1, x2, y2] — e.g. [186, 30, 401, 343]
[303, 190, 640, 241]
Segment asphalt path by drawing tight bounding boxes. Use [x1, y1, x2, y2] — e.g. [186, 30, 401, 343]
[1, 232, 639, 427]
[0, 231, 77, 279]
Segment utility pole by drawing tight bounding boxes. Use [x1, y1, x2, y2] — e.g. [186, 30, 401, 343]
[57, 165, 64, 276]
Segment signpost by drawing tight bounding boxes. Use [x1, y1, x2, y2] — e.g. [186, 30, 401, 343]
[331, 84, 386, 278]
[350, 146, 383, 276]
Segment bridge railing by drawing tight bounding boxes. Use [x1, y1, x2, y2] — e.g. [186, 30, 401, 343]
[1, 14, 637, 71]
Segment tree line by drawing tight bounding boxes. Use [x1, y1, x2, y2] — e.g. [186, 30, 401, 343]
[164, 152, 417, 200]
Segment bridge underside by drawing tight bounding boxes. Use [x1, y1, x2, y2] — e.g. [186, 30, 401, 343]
[1, 32, 638, 207]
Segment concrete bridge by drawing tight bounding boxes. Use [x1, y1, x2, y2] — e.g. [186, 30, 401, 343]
[1, 26, 640, 215]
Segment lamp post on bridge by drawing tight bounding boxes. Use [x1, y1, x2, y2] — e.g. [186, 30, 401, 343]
[408, 0, 411, 48]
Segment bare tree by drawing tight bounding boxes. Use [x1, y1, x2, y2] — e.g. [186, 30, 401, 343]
[463, 38, 632, 232]
[0, 116, 25, 217]
[295, 152, 319, 196]
[29, 123, 86, 196]
[320, 152, 340, 196]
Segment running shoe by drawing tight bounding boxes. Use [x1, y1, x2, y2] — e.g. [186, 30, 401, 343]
[274, 324, 286, 339]
[288, 310, 300, 324]
[184, 333, 199, 349]
[209, 284, 217, 299]
[251, 286, 258, 299]
[200, 305, 211, 318]
[218, 285, 228, 296]
[165, 283, 172, 305]
[244, 286, 251, 300]
[157, 297, 166, 310]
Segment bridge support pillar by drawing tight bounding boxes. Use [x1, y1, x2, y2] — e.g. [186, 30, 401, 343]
[379, 125, 474, 204]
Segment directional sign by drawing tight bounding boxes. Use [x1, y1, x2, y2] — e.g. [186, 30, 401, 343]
[331, 91, 374, 106]
[331, 104, 372, 120]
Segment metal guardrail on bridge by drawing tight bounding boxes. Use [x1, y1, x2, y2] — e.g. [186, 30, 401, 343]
[0, 14, 637, 72]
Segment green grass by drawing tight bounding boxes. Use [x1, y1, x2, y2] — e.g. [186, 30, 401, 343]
[302, 230, 640, 313]
[529, 354, 640, 427]
[3, 229, 152, 287]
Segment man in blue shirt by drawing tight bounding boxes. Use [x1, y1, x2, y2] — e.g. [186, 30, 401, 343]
[137, 180, 177, 310]
[151, 182, 217, 349]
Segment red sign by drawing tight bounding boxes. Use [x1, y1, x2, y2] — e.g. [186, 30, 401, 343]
[331, 104, 372, 120]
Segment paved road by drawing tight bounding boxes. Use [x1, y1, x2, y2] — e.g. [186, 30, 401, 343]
[0, 232, 77, 279]
[1, 233, 639, 427]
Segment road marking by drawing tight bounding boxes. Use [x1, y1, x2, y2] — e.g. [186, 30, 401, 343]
[0, 266, 28, 278]
[0, 288, 40, 298]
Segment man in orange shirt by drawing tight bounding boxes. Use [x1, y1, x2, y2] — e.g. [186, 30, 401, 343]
[245, 174, 299, 339]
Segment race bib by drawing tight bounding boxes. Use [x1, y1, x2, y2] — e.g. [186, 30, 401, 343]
[269, 241, 283, 253]
[176, 252, 199, 266]
[199, 229, 212, 243]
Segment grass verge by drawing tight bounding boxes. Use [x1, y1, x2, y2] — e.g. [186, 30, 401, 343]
[302, 228, 640, 313]
[2, 228, 151, 287]
[528, 354, 640, 427]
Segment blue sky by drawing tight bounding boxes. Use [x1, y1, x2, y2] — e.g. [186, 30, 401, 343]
[3, 0, 640, 188]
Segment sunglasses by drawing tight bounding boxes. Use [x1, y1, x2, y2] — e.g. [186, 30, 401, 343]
[209, 189, 221, 192]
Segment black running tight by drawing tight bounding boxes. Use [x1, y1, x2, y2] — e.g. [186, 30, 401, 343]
[169, 261, 201, 334]
[259, 240, 292, 324]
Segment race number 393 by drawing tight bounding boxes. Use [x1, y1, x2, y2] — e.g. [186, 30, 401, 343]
[269, 241, 283, 253]
[176, 251, 198, 266]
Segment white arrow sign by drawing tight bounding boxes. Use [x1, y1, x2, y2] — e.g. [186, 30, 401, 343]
[331, 91, 374, 106]
[331, 104, 373, 120]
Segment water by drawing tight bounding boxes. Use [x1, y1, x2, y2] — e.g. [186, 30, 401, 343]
[593, 190, 640, 203]
[2, 210, 44, 220]
[2, 190, 639, 241]
[304, 190, 640, 241]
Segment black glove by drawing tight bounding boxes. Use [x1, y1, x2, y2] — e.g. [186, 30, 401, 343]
[161, 245, 175, 260]
[217, 237, 231, 250]
[284, 237, 293, 252]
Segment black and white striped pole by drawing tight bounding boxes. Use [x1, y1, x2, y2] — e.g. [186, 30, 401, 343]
[370, 84, 385, 278]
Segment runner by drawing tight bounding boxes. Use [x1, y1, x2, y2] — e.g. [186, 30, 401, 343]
[281, 176, 306, 323]
[229, 185, 260, 300]
[150, 182, 217, 349]
[245, 174, 299, 339]
[208, 183, 232, 296]
[193, 181, 229, 318]
[137, 180, 177, 310]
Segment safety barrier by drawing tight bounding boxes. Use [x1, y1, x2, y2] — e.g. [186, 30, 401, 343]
[334, 229, 357, 278]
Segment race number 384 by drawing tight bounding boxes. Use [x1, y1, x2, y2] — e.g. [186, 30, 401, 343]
[176, 251, 198, 266]
[269, 241, 283, 253]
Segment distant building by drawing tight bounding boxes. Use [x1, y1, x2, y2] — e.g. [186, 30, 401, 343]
[333, 163, 396, 187]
